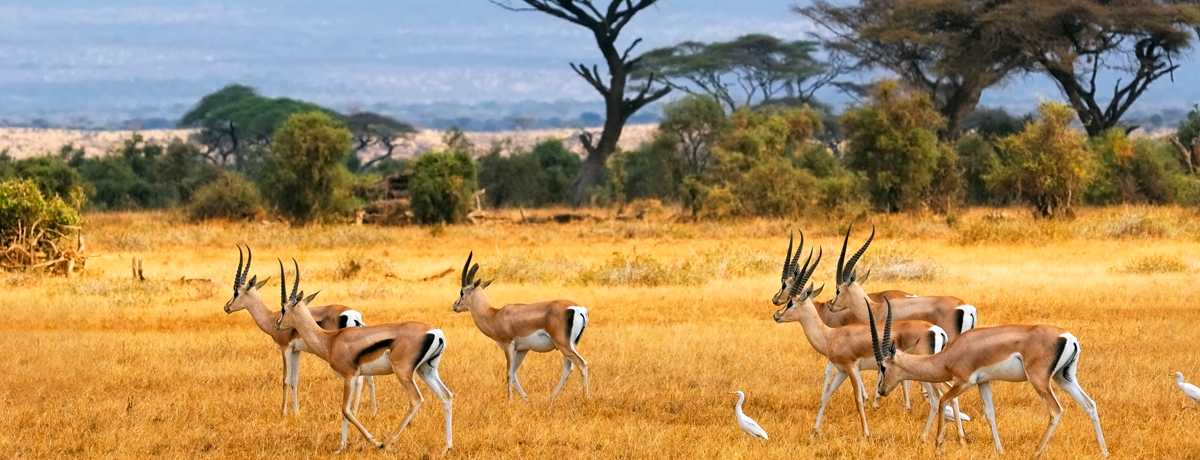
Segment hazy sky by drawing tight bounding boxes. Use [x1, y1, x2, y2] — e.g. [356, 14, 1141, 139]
[0, 0, 1195, 119]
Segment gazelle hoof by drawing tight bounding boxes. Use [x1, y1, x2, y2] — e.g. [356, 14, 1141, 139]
[809, 429, 820, 441]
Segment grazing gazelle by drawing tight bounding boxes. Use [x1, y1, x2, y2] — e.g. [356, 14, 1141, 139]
[276, 259, 453, 453]
[221, 245, 375, 417]
[451, 251, 589, 402]
[869, 300, 1108, 458]
[773, 232, 916, 409]
[772, 240, 962, 440]
[827, 225, 979, 341]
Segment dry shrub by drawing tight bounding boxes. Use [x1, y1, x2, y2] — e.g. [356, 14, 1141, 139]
[955, 213, 1065, 245]
[862, 244, 944, 281]
[695, 244, 774, 278]
[1113, 254, 1190, 274]
[489, 254, 585, 284]
[331, 253, 397, 281]
[1078, 209, 1176, 239]
[579, 252, 704, 287]
[625, 198, 670, 220]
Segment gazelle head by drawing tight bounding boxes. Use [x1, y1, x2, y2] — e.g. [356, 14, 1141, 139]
[771, 231, 805, 306]
[773, 234, 824, 323]
[452, 251, 494, 313]
[869, 298, 910, 397]
[827, 224, 874, 313]
[275, 258, 319, 331]
[223, 244, 270, 313]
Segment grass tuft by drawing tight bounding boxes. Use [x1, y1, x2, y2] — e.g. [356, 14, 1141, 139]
[861, 244, 944, 281]
[1113, 254, 1191, 274]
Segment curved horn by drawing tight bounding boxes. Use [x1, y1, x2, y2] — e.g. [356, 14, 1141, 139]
[466, 263, 480, 287]
[244, 245, 253, 284]
[789, 231, 804, 278]
[278, 258, 287, 308]
[789, 248, 813, 298]
[868, 298, 884, 365]
[837, 223, 852, 284]
[802, 247, 822, 288]
[782, 231, 794, 279]
[843, 225, 874, 283]
[461, 252, 474, 288]
[290, 258, 301, 303]
[883, 297, 894, 357]
[234, 245, 245, 287]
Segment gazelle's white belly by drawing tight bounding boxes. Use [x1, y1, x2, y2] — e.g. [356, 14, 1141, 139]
[358, 352, 395, 376]
[971, 353, 1027, 383]
[514, 330, 556, 352]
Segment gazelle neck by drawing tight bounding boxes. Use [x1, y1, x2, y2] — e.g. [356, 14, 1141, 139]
[287, 304, 334, 360]
[464, 290, 501, 339]
[241, 290, 284, 336]
[891, 351, 954, 384]
[844, 283, 877, 324]
[792, 298, 832, 356]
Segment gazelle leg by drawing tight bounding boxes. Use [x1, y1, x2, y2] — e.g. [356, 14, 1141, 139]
[935, 383, 971, 456]
[556, 345, 589, 399]
[351, 375, 363, 416]
[279, 350, 291, 418]
[849, 366, 870, 438]
[417, 357, 455, 453]
[820, 362, 835, 397]
[550, 356, 574, 401]
[978, 382, 1002, 452]
[903, 380, 912, 411]
[951, 397, 966, 441]
[813, 369, 849, 439]
[289, 349, 301, 415]
[366, 376, 378, 416]
[1054, 374, 1108, 458]
[919, 382, 940, 441]
[1030, 378, 1064, 459]
[338, 378, 382, 453]
[509, 348, 530, 402]
[384, 374, 425, 449]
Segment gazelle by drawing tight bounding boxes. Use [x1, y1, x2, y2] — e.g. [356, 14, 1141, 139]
[869, 300, 1108, 458]
[221, 245, 375, 417]
[276, 259, 454, 453]
[827, 225, 978, 341]
[771, 240, 962, 440]
[774, 232, 918, 409]
[451, 251, 589, 402]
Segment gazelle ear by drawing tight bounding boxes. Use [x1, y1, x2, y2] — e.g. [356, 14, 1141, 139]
[302, 291, 320, 304]
[254, 276, 271, 290]
[811, 283, 824, 298]
[903, 338, 922, 355]
[480, 278, 494, 289]
[860, 269, 871, 285]
[246, 275, 258, 288]
[847, 269, 858, 284]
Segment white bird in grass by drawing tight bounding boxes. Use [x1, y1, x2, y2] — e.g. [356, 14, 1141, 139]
[1175, 372, 1200, 406]
[730, 391, 769, 440]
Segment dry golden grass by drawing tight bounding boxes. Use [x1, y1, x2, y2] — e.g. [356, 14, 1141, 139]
[3, 207, 1200, 459]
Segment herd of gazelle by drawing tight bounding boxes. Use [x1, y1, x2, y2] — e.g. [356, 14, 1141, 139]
[222, 247, 588, 453]
[220, 224, 1107, 457]
[772, 226, 1107, 457]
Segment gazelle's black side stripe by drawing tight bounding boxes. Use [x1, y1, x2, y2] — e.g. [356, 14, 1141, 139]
[412, 333, 436, 369]
[355, 339, 394, 364]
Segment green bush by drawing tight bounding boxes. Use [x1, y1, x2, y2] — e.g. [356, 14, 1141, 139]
[476, 139, 580, 207]
[409, 150, 478, 224]
[1086, 129, 1172, 205]
[0, 179, 83, 270]
[956, 133, 1002, 205]
[187, 172, 265, 221]
[3, 156, 87, 203]
[258, 111, 355, 224]
[78, 155, 159, 210]
[735, 156, 816, 218]
[987, 102, 1092, 218]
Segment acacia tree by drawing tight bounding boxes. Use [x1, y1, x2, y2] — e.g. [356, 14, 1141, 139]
[344, 112, 417, 171]
[797, 0, 1026, 140]
[636, 34, 854, 112]
[490, 0, 672, 206]
[987, 102, 1093, 218]
[995, 0, 1200, 136]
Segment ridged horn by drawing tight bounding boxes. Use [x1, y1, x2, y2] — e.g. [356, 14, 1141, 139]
[234, 245, 245, 287]
[843, 225, 874, 283]
[789, 248, 813, 298]
[290, 258, 301, 303]
[466, 263, 480, 287]
[277, 259, 287, 310]
[802, 247, 822, 288]
[782, 231, 794, 280]
[244, 246, 253, 285]
[836, 223, 852, 284]
[868, 298, 884, 365]
[461, 252, 474, 287]
[883, 297, 894, 357]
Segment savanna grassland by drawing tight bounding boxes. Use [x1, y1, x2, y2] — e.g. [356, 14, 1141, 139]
[3, 207, 1200, 459]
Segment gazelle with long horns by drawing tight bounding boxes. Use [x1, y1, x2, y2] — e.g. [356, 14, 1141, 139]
[827, 225, 978, 341]
[451, 251, 589, 402]
[771, 237, 962, 440]
[869, 300, 1108, 458]
[276, 259, 454, 453]
[773, 232, 918, 410]
[221, 245, 375, 417]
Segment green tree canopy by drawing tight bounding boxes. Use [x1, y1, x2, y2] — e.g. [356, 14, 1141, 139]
[344, 112, 418, 172]
[987, 102, 1093, 218]
[259, 111, 354, 224]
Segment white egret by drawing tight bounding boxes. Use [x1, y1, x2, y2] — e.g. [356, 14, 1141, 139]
[730, 391, 769, 440]
[1176, 372, 1200, 406]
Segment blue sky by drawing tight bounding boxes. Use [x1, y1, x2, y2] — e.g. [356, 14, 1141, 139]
[0, 0, 1195, 122]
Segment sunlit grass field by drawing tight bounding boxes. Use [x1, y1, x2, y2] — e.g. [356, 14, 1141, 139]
[3, 207, 1199, 459]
